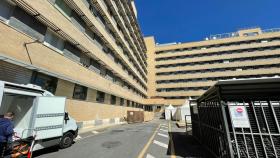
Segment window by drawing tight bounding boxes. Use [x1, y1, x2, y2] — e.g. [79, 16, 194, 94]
[0, 0, 14, 21]
[110, 95, 116, 105]
[31, 72, 58, 94]
[100, 67, 106, 77]
[243, 32, 258, 37]
[80, 54, 90, 67]
[55, 0, 72, 18]
[71, 11, 86, 32]
[89, 58, 101, 73]
[85, 26, 95, 41]
[127, 100, 130, 107]
[120, 98, 124, 106]
[82, 0, 90, 8]
[96, 91, 105, 103]
[63, 42, 81, 62]
[73, 84, 87, 100]
[44, 29, 65, 51]
[105, 70, 114, 81]
[9, 7, 47, 41]
[87, 0, 99, 17]
[93, 35, 104, 49]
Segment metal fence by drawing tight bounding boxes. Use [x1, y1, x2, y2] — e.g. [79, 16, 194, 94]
[191, 78, 280, 158]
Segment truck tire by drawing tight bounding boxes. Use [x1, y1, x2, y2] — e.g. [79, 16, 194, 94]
[59, 132, 74, 149]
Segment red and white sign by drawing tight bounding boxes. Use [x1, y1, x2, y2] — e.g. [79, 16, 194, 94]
[229, 106, 250, 128]
[236, 107, 243, 113]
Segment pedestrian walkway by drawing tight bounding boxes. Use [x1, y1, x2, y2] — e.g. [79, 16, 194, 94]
[143, 120, 209, 158]
[170, 122, 210, 158]
[144, 123, 171, 158]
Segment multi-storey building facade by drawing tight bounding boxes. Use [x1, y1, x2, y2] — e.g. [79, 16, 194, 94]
[145, 27, 280, 106]
[0, 0, 153, 114]
[1, 0, 280, 113]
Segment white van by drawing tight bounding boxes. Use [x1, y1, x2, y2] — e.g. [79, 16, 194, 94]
[0, 80, 78, 152]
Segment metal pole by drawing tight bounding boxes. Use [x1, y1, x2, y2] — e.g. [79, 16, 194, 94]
[218, 86, 234, 158]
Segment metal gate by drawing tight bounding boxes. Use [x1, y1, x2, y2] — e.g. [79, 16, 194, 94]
[0, 60, 33, 84]
[192, 78, 280, 158]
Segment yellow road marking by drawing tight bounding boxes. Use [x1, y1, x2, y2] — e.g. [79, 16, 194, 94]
[169, 121, 176, 158]
[137, 124, 160, 158]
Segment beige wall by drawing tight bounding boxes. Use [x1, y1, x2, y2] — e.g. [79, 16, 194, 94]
[115, 97, 120, 105]
[104, 93, 111, 104]
[144, 112, 154, 122]
[55, 79, 75, 98]
[0, 0, 153, 125]
[144, 37, 157, 98]
[27, 0, 147, 92]
[155, 31, 280, 52]
[86, 88, 97, 102]
[145, 28, 280, 106]
[155, 49, 280, 65]
[0, 22, 145, 104]
[66, 99, 145, 122]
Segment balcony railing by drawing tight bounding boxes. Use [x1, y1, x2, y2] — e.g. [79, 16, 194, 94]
[262, 28, 280, 34]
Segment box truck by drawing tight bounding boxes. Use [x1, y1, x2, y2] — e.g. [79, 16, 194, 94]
[0, 80, 78, 153]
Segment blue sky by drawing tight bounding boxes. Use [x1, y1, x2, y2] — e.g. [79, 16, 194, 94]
[135, 0, 280, 44]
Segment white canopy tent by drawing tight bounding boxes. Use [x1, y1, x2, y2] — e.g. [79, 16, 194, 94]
[164, 104, 176, 120]
[174, 100, 191, 122]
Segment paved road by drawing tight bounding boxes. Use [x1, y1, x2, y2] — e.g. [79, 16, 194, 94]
[34, 119, 208, 158]
[34, 120, 161, 158]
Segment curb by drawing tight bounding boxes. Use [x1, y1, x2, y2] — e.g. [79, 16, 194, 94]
[77, 117, 125, 133]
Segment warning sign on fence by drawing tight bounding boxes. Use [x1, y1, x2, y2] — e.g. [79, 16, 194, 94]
[229, 106, 250, 128]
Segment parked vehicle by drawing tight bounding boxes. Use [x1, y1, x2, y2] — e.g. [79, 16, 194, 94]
[0, 80, 78, 156]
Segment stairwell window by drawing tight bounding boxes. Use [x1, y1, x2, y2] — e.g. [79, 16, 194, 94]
[73, 84, 87, 100]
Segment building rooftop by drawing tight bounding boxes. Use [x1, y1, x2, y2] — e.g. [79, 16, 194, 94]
[207, 27, 280, 41]
[154, 27, 280, 47]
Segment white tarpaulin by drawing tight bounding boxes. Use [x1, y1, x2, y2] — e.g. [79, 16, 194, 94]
[165, 104, 176, 120]
[174, 100, 191, 122]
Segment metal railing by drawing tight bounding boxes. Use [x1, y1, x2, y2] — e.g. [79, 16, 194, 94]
[207, 28, 280, 41]
[262, 28, 280, 34]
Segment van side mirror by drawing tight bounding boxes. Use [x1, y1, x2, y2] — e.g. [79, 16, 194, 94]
[64, 112, 70, 121]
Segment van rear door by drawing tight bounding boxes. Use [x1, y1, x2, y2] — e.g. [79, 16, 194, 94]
[33, 96, 66, 140]
[0, 82, 4, 107]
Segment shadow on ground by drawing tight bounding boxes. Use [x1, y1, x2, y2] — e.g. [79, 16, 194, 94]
[32, 141, 76, 157]
[166, 131, 213, 158]
[32, 145, 59, 157]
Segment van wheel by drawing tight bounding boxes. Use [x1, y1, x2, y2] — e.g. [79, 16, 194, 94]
[59, 132, 74, 149]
